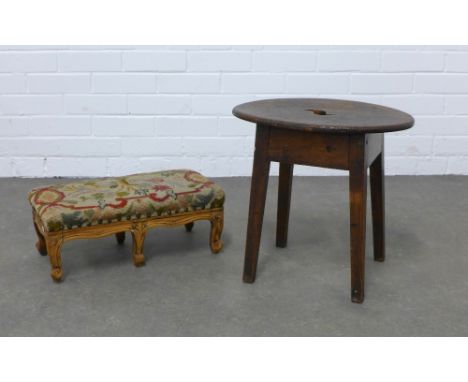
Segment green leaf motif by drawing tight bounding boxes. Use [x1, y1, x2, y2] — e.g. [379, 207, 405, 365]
[61, 211, 86, 229]
[92, 193, 105, 200]
[83, 209, 95, 220]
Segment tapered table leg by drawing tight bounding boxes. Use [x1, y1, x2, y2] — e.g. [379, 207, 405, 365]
[276, 162, 294, 248]
[370, 148, 385, 262]
[243, 125, 271, 283]
[348, 135, 368, 303]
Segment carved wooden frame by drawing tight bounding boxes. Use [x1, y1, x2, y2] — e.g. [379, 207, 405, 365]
[32, 208, 224, 282]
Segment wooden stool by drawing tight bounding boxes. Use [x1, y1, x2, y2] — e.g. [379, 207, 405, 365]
[233, 98, 414, 303]
[29, 170, 225, 281]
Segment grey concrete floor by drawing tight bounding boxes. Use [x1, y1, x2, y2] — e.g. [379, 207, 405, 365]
[0, 176, 467, 336]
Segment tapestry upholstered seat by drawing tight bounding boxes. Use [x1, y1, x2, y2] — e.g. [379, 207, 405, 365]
[29, 169, 225, 282]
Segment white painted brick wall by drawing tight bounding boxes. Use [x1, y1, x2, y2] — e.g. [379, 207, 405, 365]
[1, 95, 64, 115]
[445, 53, 468, 72]
[223, 74, 284, 93]
[381, 52, 444, 72]
[1, 45, 468, 178]
[59, 52, 121, 72]
[121, 137, 182, 156]
[28, 74, 90, 94]
[351, 74, 413, 94]
[92, 116, 154, 136]
[253, 51, 317, 72]
[65, 95, 126, 115]
[318, 51, 379, 71]
[288, 74, 349, 94]
[92, 74, 156, 93]
[0, 52, 57, 72]
[0, 74, 27, 93]
[123, 51, 185, 72]
[158, 74, 219, 94]
[156, 117, 218, 136]
[188, 51, 251, 72]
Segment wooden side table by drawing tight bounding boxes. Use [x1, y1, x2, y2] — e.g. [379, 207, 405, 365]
[233, 98, 414, 303]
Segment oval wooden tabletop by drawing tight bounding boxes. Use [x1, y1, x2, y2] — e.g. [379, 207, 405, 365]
[232, 98, 414, 134]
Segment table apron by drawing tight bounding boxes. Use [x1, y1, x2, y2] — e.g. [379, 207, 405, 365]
[265, 127, 384, 171]
[267, 127, 350, 170]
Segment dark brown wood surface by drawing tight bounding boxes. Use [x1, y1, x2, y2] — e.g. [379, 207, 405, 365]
[370, 144, 385, 262]
[233, 98, 414, 134]
[234, 98, 414, 303]
[348, 134, 368, 303]
[268, 127, 349, 169]
[276, 162, 294, 248]
[243, 125, 271, 283]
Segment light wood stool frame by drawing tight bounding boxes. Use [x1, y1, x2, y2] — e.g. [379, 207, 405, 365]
[32, 208, 224, 282]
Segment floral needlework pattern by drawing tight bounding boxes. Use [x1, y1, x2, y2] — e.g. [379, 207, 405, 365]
[29, 170, 225, 232]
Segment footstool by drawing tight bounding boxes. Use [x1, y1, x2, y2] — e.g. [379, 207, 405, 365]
[29, 169, 225, 282]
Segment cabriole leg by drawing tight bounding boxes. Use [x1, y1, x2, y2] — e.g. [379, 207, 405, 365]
[210, 211, 224, 254]
[131, 222, 147, 267]
[33, 216, 47, 256]
[46, 235, 64, 282]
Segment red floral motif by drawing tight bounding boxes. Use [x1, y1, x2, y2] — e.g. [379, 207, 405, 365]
[33, 188, 65, 206]
[148, 193, 171, 202]
[153, 184, 171, 192]
[106, 199, 128, 209]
